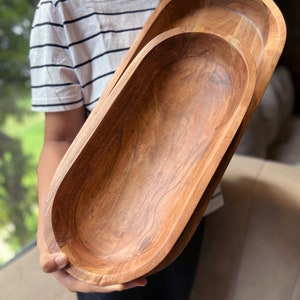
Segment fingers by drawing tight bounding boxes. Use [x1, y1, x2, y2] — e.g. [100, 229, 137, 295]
[39, 249, 147, 293]
[53, 270, 124, 293]
[53, 269, 147, 293]
[40, 252, 68, 273]
[123, 277, 147, 290]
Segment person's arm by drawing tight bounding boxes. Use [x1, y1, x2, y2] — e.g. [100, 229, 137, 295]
[37, 107, 147, 292]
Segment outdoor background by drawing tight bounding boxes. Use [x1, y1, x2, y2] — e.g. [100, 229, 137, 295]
[0, 0, 42, 265]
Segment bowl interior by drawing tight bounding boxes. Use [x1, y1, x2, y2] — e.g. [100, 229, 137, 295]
[110, 0, 281, 93]
[49, 31, 255, 285]
[145, 0, 286, 274]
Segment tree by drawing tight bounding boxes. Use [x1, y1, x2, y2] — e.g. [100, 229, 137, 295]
[0, 0, 35, 122]
[0, 132, 34, 249]
[0, 0, 37, 258]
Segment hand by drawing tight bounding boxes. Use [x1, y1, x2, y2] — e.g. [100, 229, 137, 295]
[39, 250, 147, 293]
[37, 225, 147, 293]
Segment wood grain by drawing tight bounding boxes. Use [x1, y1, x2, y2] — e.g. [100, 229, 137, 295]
[44, 29, 256, 285]
[154, 0, 287, 274]
[44, 0, 286, 286]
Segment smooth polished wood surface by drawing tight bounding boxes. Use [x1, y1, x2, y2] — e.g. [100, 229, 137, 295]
[44, 29, 256, 285]
[160, 0, 287, 274]
[112, 0, 286, 274]
[101, 0, 286, 102]
[44, 0, 286, 286]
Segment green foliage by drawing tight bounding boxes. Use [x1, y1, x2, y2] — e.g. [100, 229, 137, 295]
[0, 0, 40, 263]
[0, 0, 35, 124]
[0, 133, 32, 247]
[0, 110, 43, 259]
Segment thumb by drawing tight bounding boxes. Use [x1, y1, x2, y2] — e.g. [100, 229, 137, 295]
[40, 252, 68, 273]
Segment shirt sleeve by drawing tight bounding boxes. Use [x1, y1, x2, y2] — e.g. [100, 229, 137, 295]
[30, 1, 83, 112]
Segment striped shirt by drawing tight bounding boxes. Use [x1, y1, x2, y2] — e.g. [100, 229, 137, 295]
[30, 0, 223, 214]
[30, 0, 160, 112]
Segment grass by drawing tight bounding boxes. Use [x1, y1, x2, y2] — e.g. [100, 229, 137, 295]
[1, 105, 44, 265]
[3, 110, 44, 161]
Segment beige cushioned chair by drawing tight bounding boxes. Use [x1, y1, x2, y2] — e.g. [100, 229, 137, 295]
[191, 155, 300, 300]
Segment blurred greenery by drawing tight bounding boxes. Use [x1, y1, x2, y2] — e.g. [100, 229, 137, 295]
[0, 0, 41, 264]
[0, 0, 36, 122]
[0, 110, 43, 260]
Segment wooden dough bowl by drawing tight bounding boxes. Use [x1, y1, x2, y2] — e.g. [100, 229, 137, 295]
[98, 0, 286, 270]
[44, 29, 256, 285]
[98, 0, 286, 274]
[44, 0, 286, 286]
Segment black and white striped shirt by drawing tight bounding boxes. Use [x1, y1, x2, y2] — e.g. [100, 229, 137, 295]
[30, 0, 160, 112]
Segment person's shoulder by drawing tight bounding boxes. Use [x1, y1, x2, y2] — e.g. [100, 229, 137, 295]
[35, 0, 74, 13]
[35, 0, 82, 20]
[33, 0, 73, 25]
[37, 0, 68, 6]
[36, 0, 56, 9]
[36, 0, 81, 8]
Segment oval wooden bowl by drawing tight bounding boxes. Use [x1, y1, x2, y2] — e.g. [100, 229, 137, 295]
[153, 0, 287, 273]
[97, 1, 286, 269]
[44, 29, 256, 285]
[97, 0, 286, 274]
